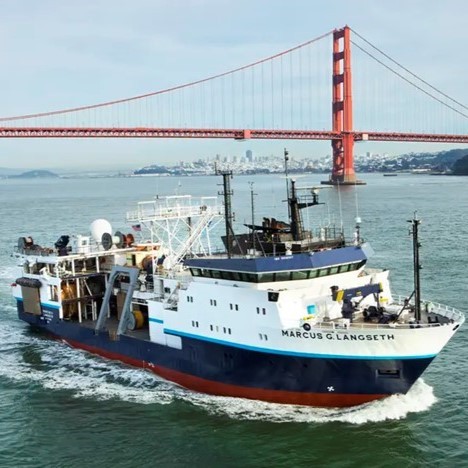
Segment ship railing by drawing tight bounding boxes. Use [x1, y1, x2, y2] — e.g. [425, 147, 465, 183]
[311, 319, 458, 331]
[309, 300, 464, 331]
[126, 197, 222, 222]
[15, 246, 56, 257]
[394, 295, 465, 324]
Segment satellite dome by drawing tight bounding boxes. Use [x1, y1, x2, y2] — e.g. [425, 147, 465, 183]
[89, 219, 112, 242]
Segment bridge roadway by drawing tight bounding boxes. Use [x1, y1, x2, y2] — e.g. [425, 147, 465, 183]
[1, 127, 467, 143]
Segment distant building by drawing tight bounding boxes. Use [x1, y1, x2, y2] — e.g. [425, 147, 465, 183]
[246, 149, 253, 163]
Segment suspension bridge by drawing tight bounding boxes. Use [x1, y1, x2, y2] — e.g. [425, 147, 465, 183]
[1, 26, 467, 184]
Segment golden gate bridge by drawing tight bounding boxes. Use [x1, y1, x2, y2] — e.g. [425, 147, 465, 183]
[1, 26, 467, 184]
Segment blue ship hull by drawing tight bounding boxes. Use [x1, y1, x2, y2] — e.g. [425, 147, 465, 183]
[17, 303, 434, 407]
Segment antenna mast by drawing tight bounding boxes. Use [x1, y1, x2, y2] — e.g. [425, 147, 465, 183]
[408, 213, 422, 322]
[217, 168, 235, 258]
[249, 181, 257, 251]
[284, 148, 290, 219]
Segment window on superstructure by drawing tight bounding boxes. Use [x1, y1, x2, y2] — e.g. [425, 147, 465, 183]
[210, 325, 213, 331]
[190, 268, 201, 277]
[291, 271, 309, 280]
[256, 307, 260, 314]
[258, 272, 275, 282]
[211, 270, 222, 279]
[262, 308, 266, 315]
[48, 286, 58, 302]
[231, 272, 242, 281]
[339, 264, 350, 273]
[243, 273, 257, 283]
[349, 261, 366, 271]
[276, 271, 291, 282]
[228, 328, 232, 334]
[235, 304, 239, 311]
[309, 270, 318, 278]
[319, 269, 329, 277]
[329, 266, 339, 275]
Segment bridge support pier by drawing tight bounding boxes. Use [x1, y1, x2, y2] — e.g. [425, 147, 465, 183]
[322, 26, 365, 186]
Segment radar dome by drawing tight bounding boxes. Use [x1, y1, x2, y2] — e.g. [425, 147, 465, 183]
[90, 219, 112, 242]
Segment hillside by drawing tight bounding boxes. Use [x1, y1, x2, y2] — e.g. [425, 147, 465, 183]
[9, 170, 59, 179]
[452, 155, 468, 175]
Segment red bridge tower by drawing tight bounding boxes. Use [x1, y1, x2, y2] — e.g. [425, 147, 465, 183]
[324, 26, 365, 185]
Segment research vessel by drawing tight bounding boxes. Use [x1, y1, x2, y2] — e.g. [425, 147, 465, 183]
[11, 168, 464, 407]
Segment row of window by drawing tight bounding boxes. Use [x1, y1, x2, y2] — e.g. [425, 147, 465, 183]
[188, 296, 269, 316]
[191, 322, 270, 341]
[190, 261, 365, 283]
[191, 320, 232, 335]
[210, 324, 232, 335]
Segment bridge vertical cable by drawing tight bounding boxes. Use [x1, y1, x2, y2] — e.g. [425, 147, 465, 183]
[350, 28, 467, 135]
[0, 31, 334, 133]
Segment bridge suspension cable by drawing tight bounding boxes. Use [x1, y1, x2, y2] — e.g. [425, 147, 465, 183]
[350, 28, 468, 113]
[0, 30, 334, 123]
[350, 29, 467, 121]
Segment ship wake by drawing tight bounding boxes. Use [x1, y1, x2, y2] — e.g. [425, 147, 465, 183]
[184, 378, 437, 424]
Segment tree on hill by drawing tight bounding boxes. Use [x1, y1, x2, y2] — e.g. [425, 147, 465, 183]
[452, 155, 468, 175]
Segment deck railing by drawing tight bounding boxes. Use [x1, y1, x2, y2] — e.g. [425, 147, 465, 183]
[308, 296, 464, 331]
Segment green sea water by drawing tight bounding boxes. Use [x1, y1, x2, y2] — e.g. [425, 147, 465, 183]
[0, 173, 467, 467]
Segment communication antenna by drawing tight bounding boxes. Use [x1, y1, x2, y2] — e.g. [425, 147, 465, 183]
[336, 180, 344, 232]
[216, 167, 236, 258]
[353, 180, 362, 244]
[284, 148, 290, 219]
[249, 181, 257, 251]
[408, 212, 422, 322]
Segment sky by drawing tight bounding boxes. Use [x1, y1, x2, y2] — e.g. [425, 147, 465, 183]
[0, 0, 467, 170]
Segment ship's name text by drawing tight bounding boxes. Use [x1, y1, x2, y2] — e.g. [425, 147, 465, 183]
[282, 330, 395, 341]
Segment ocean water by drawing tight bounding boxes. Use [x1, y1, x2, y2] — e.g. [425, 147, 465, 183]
[0, 173, 467, 467]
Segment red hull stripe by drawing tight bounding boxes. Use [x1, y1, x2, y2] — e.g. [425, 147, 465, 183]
[65, 339, 387, 408]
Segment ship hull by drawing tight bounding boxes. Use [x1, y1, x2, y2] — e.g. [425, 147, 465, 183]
[18, 304, 434, 408]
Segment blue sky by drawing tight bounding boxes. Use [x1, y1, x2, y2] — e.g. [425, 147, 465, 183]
[0, 0, 467, 170]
